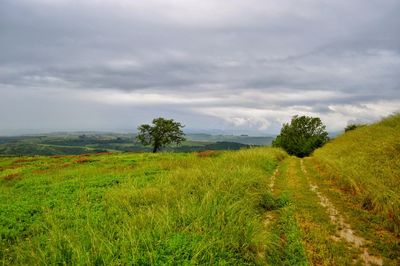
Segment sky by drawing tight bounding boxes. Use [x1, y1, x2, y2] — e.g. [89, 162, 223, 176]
[1, 0, 399, 135]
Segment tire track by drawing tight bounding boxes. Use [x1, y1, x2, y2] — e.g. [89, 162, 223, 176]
[263, 168, 279, 228]
[300, 159, 382, 266]
[269, 168, 279, 192]
[258, 167, 280, 262]
[262, 158, 309, 265]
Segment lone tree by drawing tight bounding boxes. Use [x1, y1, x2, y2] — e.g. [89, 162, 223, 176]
[136, 117, 186, 153]
[272, 115, 329, 157]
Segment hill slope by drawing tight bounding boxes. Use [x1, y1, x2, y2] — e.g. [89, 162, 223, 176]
[311, 114, 400, 234]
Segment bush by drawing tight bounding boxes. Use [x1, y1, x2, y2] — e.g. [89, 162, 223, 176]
[344, 123, 365, 132]
[272, 115, 329, 157]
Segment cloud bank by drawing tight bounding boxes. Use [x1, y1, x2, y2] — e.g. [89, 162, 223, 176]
[1, 0, 399, 135]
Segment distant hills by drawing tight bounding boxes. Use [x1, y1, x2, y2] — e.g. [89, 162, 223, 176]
[0, 132, 274, 156]
[187, 133, 273, 145]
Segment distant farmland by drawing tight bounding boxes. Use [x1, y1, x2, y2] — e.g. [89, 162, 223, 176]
[0, 133, 273, 156]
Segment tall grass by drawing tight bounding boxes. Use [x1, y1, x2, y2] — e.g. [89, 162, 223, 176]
[0, 148, 286, 265]
[312, 114, 400, 234]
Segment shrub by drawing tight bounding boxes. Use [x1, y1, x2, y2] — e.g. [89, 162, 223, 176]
[272, 115, 329, 157]
[344, 123, 365, 132]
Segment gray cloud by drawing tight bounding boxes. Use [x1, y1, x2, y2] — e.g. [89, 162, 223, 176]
[1, 0, 399, 135]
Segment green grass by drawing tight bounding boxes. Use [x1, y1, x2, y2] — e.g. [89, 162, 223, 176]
[264, 158, 307, 266]
[266, 157, 355, 265]
[312, 114, 400, 234]
[0, 148, 286, 265]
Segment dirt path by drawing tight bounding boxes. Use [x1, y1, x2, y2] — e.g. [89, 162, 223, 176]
[262, 168, 280, 228]
[262, 158, 309, 265]
[261, 157, 389, 265]
[268, 168, 278, 192]
[300, 159, 383, 266]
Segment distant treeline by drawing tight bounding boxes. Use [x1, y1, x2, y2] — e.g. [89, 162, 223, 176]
[0, 134, 254, 156]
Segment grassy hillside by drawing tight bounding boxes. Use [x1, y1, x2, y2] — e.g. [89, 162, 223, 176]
[310, 114, 400, 234]
[0, 148, 287, 265]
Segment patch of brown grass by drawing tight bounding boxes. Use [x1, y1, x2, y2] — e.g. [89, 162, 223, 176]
[2, 164, 21, 170]
[77, 153, 91, 157]
[13, 158, 37, 164]
[32, 169, 47, 174]
[3, 173, 20, 181]
[74, 158, 94, 164]
[196, 150, 221, 158]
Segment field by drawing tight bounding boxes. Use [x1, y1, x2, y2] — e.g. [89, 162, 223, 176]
[1, 148, 286, 265]
[1, 115, 399, 265]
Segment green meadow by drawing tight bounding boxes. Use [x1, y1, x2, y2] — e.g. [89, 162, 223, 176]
[1, 148, 287, 265]
[1, 115, 399, 265]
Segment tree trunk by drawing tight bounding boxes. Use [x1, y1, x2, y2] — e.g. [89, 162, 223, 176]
[152, 145, 158, 153]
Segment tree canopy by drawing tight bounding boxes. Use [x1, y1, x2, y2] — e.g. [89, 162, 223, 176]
[136, 117, 186, 153]
[272, 115, 329, 157]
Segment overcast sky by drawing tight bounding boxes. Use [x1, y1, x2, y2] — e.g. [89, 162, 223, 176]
[1, 0, 399, 135]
